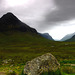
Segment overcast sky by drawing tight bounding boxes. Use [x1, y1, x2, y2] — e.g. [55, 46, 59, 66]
[0, 0, 75, 40]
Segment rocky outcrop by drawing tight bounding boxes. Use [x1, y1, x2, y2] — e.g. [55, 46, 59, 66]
[24, 53, 60, 75]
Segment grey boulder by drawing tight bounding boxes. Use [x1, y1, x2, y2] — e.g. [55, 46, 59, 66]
[24, 53, 60, 75]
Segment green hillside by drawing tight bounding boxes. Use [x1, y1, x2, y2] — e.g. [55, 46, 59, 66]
[0, 31, 75, 74]
[0, 31, 75, 64]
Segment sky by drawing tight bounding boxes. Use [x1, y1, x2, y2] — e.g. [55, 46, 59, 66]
[0, 0, 75, 40]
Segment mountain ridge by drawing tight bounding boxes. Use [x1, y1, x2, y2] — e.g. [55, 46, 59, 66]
[39, 33, 54, 41]
[0, 12, 37, 33]
[60, 33, 75, 41]
[65, 35, 75, 41]
[0, 12, 54, 41]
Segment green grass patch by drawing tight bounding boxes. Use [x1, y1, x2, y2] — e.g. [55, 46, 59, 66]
[41, 69, 61, 75]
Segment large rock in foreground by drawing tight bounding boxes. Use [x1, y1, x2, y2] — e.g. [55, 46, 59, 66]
[24, 53, 60, 75]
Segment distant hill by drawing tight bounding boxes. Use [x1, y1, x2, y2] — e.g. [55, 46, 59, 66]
[60, 33, 75, 41]
[0, 12, 37, 33]
[65, 35, 75, 42]
[39, 33, 54, 41]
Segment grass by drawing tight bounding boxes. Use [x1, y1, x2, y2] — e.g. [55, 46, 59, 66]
[0, 32, 75, 74]
[40, 69, 61, 75]
[61, 66, 75, 74]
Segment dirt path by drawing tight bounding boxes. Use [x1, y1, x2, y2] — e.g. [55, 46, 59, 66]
[0, 72, 6, 75]
[64, 64, 75, 66]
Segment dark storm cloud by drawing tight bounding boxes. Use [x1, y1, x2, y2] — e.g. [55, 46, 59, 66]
[43, 0, 75, 26]
[30, 0, 75, 31]
[0, 0, 57, 31]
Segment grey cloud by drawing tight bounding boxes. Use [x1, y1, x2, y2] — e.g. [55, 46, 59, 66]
[36, 0, 75, 31]
[7, 0, 56, 31]
[0, 0, 10, 17]
[55, 0, 75, 8]
[0, 0, 75, 32]
[44, 0, 75, 25]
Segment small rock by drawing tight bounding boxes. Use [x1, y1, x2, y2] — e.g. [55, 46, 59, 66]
[10, 64, 14, 67]
[3, 59, 8, 64]
[9, 70, 13, 73]
[8, 59, 12, 62]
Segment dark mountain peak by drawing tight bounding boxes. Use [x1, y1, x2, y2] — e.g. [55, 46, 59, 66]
[2, 12, 15, 17]
[1, 12, 18, 19]
[0, 12, 20, 24]
[0, 12, 37, 33]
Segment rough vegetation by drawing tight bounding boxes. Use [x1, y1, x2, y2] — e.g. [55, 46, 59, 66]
[0, 32, 75, 75]
[24, 53, 60, 75]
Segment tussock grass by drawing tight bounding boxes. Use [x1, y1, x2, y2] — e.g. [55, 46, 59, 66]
[0, 32, 75, 74]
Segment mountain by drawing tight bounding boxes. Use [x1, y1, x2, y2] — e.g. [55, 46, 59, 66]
[0, 12, 52, 46]
[60, 33, 75, 41]
[0, 12, 53, 50]
[0, 12, 54, 41]
[40, 33, 54, 41]
[0, 12, 37, 33]
[65, 35, 75, 41]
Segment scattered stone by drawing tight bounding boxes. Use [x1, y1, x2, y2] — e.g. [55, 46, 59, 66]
[9, 70, 13, 73]
[65, 44, 68, 45]
[0, 72, 6, 75]
[3, 59, 8, 64]
[51, 46, 55, 47]
[24, 53, 60, 75]
[2, 59, 14, 65]
[7, 70, 16, 75]
[8, 59, 12, 62]
[10, 64, 14, 67]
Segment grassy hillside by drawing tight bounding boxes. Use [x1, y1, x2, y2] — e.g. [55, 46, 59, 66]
[0, 32, 75, 74]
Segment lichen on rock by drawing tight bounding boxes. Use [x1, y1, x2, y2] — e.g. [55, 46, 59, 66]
[24, 53, 60, 75]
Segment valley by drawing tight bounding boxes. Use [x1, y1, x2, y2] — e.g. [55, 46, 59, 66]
[0, 13, 75, 75]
